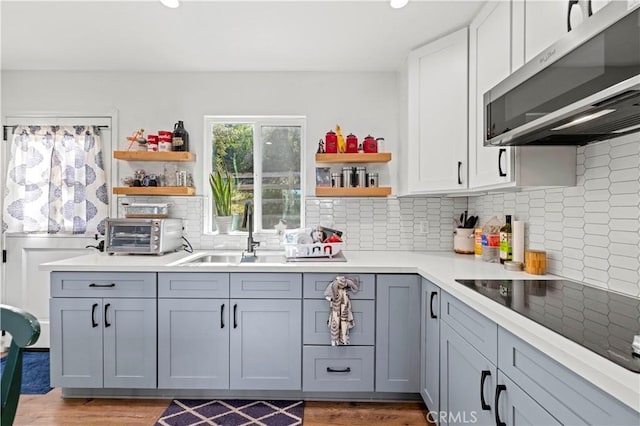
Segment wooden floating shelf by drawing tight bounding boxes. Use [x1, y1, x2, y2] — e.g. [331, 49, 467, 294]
[113, 187, 196, 196]
[315, 187, 392, 197]
[315, 153, 391, 163]
[113, 151, 195, 162]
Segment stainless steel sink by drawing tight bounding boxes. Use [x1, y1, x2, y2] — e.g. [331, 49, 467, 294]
[177, 251, 286, 265]
[240, 253, 286, 264]
[187, 254, 243, 264]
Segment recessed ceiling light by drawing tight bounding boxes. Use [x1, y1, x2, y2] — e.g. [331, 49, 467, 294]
[160, 0, 179, 9]
[390, 0, 409, 9]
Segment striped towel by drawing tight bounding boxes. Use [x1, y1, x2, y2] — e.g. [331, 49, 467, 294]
[324, 276, 359, 346]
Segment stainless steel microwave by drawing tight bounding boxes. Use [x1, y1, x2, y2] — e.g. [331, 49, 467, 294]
[105, 218, 183, 255]
[484, 2, 640, 146]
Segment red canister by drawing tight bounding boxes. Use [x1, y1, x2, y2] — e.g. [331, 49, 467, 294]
[147, 134, 158, 152]
[346, 134, 358, 153]
[363, 135, 377, 153]
[325, 130, 337, 153]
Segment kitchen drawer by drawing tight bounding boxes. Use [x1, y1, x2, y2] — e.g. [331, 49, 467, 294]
[441, 291, 497, 363]
[159, 273, 229, 298]
[498, 327, 640, 426]
[303, 299, 375, 345]
[303, 346, 374, 392]
[230, 273, 302, 299]
[303, 273, 375, 300]
[51, 272, 156, 298]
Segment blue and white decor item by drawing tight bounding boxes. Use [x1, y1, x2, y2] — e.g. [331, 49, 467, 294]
[3, 125, 108, 234]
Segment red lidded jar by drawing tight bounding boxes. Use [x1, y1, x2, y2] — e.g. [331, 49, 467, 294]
[363, 135, 377, 153]
[325, 130, 337, 153]
[346, 134, 358, 153]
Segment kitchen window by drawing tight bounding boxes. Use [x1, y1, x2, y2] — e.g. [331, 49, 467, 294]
[204, 116, 304, 233]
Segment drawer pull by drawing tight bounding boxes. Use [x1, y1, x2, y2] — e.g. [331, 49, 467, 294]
[326, 367, 351, 373]
[89, 283, 116, 288]
[91, 303, 98, 328]
[495, 384, 507, 426]
[480, 370, 491, 410]
[104, 303, 111, 327]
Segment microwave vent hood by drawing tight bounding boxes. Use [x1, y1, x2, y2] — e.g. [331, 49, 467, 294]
[484, 2, 640, 147]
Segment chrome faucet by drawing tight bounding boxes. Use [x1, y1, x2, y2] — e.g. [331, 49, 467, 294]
[242, 200, 260, 254]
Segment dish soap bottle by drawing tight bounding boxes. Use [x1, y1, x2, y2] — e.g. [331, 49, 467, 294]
[172, 120, 189, 152]
[500, 215, 512, 264]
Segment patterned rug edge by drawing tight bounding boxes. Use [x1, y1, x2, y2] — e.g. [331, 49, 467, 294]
[155, 399, 304, 426]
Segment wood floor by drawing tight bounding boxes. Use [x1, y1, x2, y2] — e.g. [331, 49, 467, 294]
[14, 388, 433, 425]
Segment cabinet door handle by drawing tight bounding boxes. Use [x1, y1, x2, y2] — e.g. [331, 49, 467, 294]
[104, 303, 111, 327]
[89, 283, 115, 288]
[326, 367, 351, 373]
[430, 291, 438, 319]
[495, 384, 507, 426]
[233, 304, 238, 329]
[220, 304, 225, 329]
[498, 149, 507, 177]
[91, 303, 99, 328]
[457, 161, 463, 185]
[480, 370, 491, 410]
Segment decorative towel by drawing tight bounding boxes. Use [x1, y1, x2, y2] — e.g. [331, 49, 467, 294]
[324, 276, 359, 346]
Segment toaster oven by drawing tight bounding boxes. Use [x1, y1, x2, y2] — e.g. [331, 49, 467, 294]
[105, 218, 183, 255]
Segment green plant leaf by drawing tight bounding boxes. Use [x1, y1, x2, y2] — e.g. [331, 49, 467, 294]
[209, 167, 233, 216]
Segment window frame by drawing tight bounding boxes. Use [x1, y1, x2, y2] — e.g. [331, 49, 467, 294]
[203, 115, 306, 234]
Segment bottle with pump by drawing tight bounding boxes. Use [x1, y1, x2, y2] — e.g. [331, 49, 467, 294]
[500, 215, 512, 264]
[172, 120, 189, 152]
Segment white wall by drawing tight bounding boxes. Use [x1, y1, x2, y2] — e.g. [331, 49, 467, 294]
[1, 70, 399, 195]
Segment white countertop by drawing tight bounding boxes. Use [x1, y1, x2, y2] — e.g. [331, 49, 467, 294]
[41, 249, 640, 412]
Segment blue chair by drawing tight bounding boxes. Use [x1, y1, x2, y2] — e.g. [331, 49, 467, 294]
[1, 305, 40, 426]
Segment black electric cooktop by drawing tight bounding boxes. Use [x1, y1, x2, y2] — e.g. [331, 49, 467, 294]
[454, 279, 640, 373]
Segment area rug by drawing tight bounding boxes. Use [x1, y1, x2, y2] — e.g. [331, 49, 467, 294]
[155, 399, 304, 426]
[0, 350, 53, 394]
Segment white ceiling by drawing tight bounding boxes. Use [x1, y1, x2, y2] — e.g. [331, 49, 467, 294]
[1, 0, 484, 72]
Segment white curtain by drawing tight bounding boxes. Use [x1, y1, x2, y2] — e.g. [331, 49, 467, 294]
[2, 125, 108, 234]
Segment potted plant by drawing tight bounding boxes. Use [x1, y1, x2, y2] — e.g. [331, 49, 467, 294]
[209, 166, 234, 234]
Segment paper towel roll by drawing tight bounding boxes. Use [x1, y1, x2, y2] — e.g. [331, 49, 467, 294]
[513, 221, 525, 263]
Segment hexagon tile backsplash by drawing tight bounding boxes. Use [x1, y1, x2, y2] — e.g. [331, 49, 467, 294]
[469, 134, 640, 297]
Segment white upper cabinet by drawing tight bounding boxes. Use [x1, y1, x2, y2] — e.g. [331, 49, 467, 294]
[406, 27, 468, 194]
[468, 0, 577, 191]
[468, 1, 514, 189]
[524, 0, 569, 63]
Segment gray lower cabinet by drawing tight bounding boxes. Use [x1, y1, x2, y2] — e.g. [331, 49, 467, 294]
[498, 327, 640, 426]
[230, 298, 302, 390]
[376, 274, 421, 393]
[158, 298, 229, 389]
[440, 320, 496, 426]
[50, 297, 157, 388]
[420, 278, 440, 414]
[495, 372, 561, 426]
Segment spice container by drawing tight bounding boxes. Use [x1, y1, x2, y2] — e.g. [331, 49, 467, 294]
[367, 172, 379, 187]
[330, 172, 342, 188]
[342, 167, 354, 187]
[355, 167, 367, 187]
